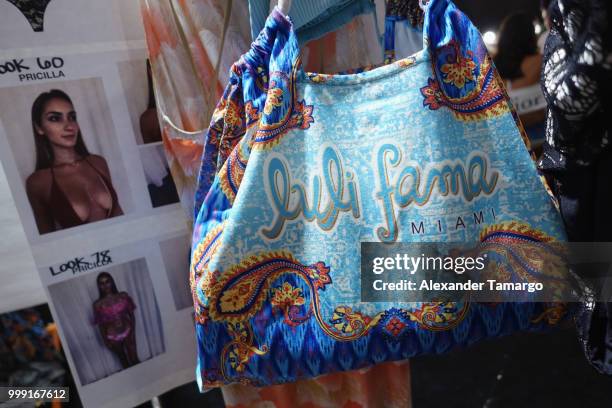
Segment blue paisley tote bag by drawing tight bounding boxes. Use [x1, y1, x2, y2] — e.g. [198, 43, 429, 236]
[190, 0, 569, 388]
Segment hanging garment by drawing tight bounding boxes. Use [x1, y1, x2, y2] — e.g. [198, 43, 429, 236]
[191, 0, 572, 388]
[248, 0, 376, 44]
[141, 0, 410, 408]
[301, 11, 383, 74]
[140, 0, 252, 222]
[140, 0, 383, 222]
[538, 0, 612, 376]
[384, 0, 424, 63]
[5, 0, 51, 32]
[141, 2, 410, 405]
[222, 360, 411, 408]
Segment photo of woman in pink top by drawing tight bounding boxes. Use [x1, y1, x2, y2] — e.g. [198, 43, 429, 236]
[93, 272, 139, 368]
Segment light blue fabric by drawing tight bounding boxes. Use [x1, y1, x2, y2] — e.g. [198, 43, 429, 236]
[248, 0, 375, 44]
[384, 16, 423, 62]
[192, 1, 570, 388]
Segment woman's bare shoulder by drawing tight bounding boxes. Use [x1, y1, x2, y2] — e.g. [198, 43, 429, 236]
[87, 154, 111, 176]
[26, 169, 52, 198]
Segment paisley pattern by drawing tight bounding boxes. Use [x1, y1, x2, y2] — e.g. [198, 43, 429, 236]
[253, 69, 315, 150]
[142, 0, 409, 401]
[190, 1, 571, 388]
[218, 144, 248, 204]
[206, 251, 331, 323]
[476, 222, 572, 300]
[420, 42, 509, 121]
[440, 48, 477, 88]
[192, 14, 284, 218]
[191, 221, 225, 324]
[192, 222, 567, 386]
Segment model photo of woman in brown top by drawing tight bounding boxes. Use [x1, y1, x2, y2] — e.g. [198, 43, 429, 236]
[25, 89, 123, 234]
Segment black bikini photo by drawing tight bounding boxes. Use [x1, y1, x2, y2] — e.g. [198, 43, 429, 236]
[5, 0, 52, 32]
[0, 0, 144, 52]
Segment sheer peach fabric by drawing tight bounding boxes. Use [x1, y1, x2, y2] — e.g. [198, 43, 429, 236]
[223, 360, 411, 408]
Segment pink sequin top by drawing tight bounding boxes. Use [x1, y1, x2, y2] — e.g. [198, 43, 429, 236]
[93, 293, 136, 325]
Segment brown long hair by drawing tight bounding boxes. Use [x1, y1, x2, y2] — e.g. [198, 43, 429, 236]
[96, 272, 119, 298]
[32, 89, 90, 170]
[494, 12, 539, 80]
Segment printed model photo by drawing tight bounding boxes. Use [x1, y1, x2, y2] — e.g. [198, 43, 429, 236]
[138, 61, 162, 145]
[140, 144, 179, 208]
[0, 0, 144, 50]
[26, 89, 123, 233]
[47, 258, 165, 385]
[93, 272, 139, 369]
[159, 234, 191, 311]
[118, 59, 162, 146]
[0, 78, 132, 239]
[118, 58, 180, 208]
